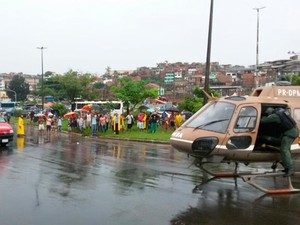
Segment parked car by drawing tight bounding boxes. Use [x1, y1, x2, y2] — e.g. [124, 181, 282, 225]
[0, 116, 14, 146]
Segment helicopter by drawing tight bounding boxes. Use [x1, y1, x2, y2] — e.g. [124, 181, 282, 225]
[170, 85, 300, 194]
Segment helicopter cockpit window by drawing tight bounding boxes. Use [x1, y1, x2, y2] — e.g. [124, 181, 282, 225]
[234, 106, 257, 133]
[186, 102, 235, 133]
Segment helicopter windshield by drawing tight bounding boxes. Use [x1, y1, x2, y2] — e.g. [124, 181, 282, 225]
[187, 102, 235, 133]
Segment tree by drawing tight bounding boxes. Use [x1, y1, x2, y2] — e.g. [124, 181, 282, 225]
[78, 73, 97, 100]
[193, 86, 220, 99]
[178, 95, 202, 113]
[286, 74, 300, 85]
[104, 66, 111, 78]
[93, 82, 105, 89]
[51, 102, 68, 116]
[7, 75, 30, 102]
[36, 75, 62, 100]
[33, 70, 98, 102]
[110, 77, 158, 112]
[178, 87, 221, 113]
[58, 70, 97, 102]
[44, 71, 53, 77]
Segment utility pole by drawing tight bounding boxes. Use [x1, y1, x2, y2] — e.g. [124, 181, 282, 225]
[203, 0, 214, 105]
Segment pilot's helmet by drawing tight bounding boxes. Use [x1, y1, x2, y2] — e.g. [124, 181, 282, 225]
[265, 107, 274, 115]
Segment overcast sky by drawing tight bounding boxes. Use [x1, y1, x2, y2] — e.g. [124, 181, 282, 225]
[1, 0, 299, 75]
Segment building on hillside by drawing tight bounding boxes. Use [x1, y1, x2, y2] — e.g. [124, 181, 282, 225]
[217, 74, 233, 86]
[146, 83, 159, 89]
[0, 73, 39, 92]
[174, 80, 188, 101]
[242, 73, 255, 89]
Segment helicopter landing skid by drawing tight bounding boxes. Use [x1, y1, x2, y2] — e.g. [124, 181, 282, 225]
[197, 162, 300, 194]
[241, 172, 300, 194]
[198, 162, 239, 178]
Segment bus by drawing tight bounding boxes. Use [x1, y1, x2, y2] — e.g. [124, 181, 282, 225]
[0, 101, 17, 115]
[71, 101, 124, 115]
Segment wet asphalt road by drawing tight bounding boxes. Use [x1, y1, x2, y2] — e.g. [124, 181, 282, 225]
[0, 126, 300, 225]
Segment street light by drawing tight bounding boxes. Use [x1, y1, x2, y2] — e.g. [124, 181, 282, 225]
[5, 89, 17, 102]
[253, 6, 266, 88]
[37, 46, 47, 111]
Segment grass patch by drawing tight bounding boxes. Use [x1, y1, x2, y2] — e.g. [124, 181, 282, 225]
[100, 126, 173, 141]
[69, 123, 173, 141]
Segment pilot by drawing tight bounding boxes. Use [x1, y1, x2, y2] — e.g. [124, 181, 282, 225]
[260, 107, 299, 177]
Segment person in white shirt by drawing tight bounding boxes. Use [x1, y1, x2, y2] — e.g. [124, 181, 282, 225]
[46, 117, 52, 134]
[57, 116, 62, 132]
[78, 117, 84, 131]
[125, 112, 134, 131]
[86, 112, 92, 128]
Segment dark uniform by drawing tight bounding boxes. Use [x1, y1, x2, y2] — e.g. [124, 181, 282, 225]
[261, 108, 299, 176]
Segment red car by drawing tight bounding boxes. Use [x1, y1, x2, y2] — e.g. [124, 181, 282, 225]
[0, 117, 14, 146]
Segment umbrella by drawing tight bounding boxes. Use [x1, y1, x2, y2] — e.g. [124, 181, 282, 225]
[139, 105, 149, 110]
[100, 109, 110, 114]
[36, 113, 45, 117]
[166, 106, 179, 112]
[82, 105, 92, 111]
[64, 111, 77, 118]
[182, 111, 193, 120]
[90, 104, 101, 111]
[146, 108, 155, 113]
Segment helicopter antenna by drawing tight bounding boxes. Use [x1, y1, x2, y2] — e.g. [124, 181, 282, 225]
[202, 89, 217, 101]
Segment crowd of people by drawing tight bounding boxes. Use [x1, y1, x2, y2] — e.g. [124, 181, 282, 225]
[64, 110, 188, 135]
[22, 108, 190, 137]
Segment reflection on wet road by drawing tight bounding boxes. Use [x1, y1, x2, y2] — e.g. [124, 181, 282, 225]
[0, 126, 300, 225]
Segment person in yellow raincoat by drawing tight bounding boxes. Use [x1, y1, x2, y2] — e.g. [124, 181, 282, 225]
[112, 113, 124, 134]
[175, 113, 183, 129]
[143, 113, 147, 129]
[17, 115, 25, 136]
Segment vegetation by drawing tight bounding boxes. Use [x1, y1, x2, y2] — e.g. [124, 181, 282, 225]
[33, 70, 99, 102]
[178, 87, 221, 113]
[78, 124, 173, 141]
[7, 75, 30, 101]
[286, 74, 300, 85]
[51, 103, 68, 116]
[110, 77, 158, 112]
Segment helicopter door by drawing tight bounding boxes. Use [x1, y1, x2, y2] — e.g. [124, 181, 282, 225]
[222, 104, 260, 151]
